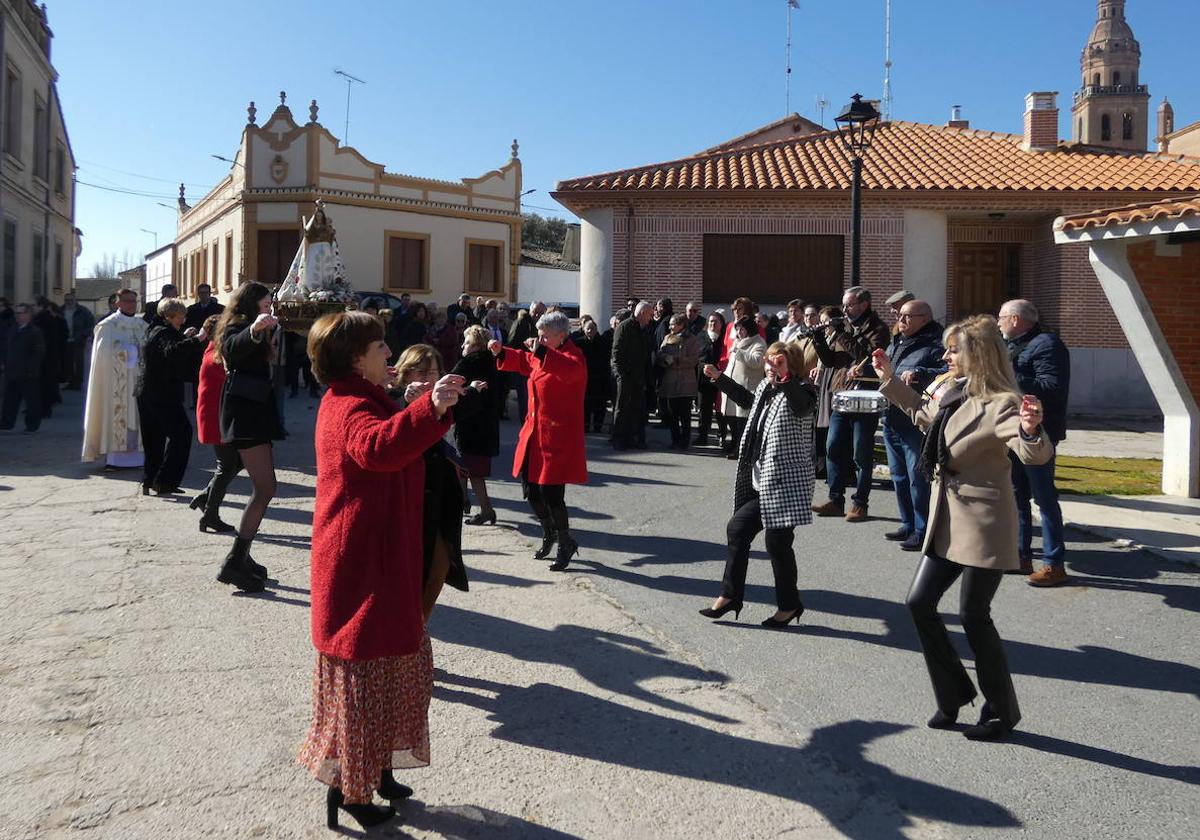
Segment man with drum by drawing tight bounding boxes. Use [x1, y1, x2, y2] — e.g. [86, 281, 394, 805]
[881, 300, 946, 550]
[811, 286, 890, 522]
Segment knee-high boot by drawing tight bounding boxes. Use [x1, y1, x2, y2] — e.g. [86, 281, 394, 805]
[533, 519, 557, 559]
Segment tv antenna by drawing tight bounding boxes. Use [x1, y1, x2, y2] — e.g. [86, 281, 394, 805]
[882, 0, 893, 121]
[333, 68, 367, 144]
[815, 94, 830, 127]
[785, 0, 800, 114]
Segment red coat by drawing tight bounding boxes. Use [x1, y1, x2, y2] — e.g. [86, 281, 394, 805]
[196, 343, 224, 446]
[310, 375, 452, 660]
[496, 339, 588, 485]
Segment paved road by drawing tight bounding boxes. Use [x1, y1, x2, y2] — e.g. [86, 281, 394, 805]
[483, 414, 1200, 840]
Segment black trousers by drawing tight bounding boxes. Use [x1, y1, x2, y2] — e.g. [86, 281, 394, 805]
[725, 415, 748, 453]
[583, 395, 607, 431]
[1, 379, 41, 431]
[138, 397, 193, 490]
[696, 383, 727, 443]
[905, 553, 1020, 726]
[720, 496, 801, 611]
[201, 444, 244, 517]
[663, 396, 693, 446]
[526, 481, 568, 532]
[611, 375, 646, 446]
[66, 341, 87, 388]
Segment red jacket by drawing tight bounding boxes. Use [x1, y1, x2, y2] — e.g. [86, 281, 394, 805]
[496, 339, 588, 485]
[310, 375, 452, 660]
[196, 343, 224, 446]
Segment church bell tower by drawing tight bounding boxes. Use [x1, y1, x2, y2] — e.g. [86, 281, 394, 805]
[1071, 0, 1150, 151]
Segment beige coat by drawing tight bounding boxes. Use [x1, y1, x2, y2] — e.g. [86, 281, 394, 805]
[880, 377, 1052, 571]
[722, 335, 767, 418]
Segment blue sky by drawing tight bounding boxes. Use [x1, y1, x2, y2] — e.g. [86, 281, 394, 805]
[50, 0, 1198, 275]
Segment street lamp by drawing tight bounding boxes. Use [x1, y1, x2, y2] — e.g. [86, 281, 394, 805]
[139, 228, 158, 250]
[834, 93, 881, 285]
[211, 154, 244, 168]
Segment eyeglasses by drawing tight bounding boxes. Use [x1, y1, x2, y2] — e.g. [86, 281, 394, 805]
[897, 313, 928, 321]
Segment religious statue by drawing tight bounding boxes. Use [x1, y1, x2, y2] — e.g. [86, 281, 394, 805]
[276, 200, 354, 303]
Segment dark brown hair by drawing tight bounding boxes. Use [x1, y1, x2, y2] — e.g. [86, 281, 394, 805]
[307, 310, 385, 384]
[212, 281, 271, 365]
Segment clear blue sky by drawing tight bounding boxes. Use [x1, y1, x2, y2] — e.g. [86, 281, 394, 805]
[50, 0, 1198, 275]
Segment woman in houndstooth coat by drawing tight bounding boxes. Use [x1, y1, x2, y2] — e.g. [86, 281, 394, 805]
[699, 340, 817, 628]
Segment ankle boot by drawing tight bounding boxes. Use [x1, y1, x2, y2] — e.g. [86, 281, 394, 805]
[533, 519, 557, 559]
[550, 530, 579, 571]
[188, 491, 209, 512]
[377, 768, 413, 800]
[216, 537, 264, 592]
[326, 787, 394, 830]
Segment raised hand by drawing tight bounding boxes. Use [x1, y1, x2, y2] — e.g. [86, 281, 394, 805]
[702, 363, 720, 382]
[252, 313, 279, 334]
[430, 374, 466, 415]
[487, 339, 503, 356]
[870, 348, 893, 381]
[1019, 394, 1043, 436]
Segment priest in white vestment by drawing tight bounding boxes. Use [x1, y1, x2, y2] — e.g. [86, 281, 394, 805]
[83, 289, 149, 468]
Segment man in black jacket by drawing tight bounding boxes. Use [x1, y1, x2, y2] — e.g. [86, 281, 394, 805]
[611, 301, 653, 449]
[1000, 299, 1071, 586]
[184, 284, 224, 331]
[143, 284, 178, 325]
[1, 304, 46, 432]
[61, 292, 96, 390]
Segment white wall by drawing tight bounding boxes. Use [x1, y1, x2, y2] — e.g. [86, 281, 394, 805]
[902, 209, 949, 320]
[517, 265, 579, 307]
[144, 248, 175, 301]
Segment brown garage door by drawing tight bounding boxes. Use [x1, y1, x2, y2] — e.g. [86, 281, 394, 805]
[703, 234, 844, 306]
[257, 229, 301, 286]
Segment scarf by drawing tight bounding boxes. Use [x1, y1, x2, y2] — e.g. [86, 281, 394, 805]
[919, 383, 967, 482]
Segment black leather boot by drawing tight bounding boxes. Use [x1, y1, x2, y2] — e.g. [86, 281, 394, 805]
[216, 537, 264, 593]
[533, 519, 557, 559]
[550, 529, 579, 571]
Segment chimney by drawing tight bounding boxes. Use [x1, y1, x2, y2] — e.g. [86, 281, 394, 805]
[1023, 91, 1059, 152]
[946, 105, 969, 130]
[1157, 97, 1175, 152]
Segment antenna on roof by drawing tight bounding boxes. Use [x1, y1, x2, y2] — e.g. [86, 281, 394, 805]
[333, 68, 367, 144]
[816, 94, 829, 127]
[882, 0, 893, 121]
[786, 0, 800, 114]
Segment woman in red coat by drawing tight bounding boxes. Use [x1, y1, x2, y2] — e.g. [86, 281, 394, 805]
[489, 310, 588, 570]
[297, 311, 464, 831]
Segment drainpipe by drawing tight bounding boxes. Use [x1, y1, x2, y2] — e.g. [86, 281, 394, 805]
[42, 76, 52, 300]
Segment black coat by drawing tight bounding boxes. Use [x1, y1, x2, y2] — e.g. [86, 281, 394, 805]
[219, 321, 284, 443]
[185, 299, 225, 332]
[1007, 325, 1071, 443]
[4, 323, 45, 381]
[451, 350, 501, 457]
[396, 318, 428, 354]
[32, 311, 65, 380]
[578, 333, 613, 398]
[135, 324, 204, 405]
[611, 317, 649, 382]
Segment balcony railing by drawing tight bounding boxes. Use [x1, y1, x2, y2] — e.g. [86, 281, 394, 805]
[1074, 84, 1149, 103]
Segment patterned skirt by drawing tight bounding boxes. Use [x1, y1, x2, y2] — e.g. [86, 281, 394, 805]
[297, 634, 433, 803]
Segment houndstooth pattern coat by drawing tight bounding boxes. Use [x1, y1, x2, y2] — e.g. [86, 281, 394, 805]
[719, 375, 817, 529]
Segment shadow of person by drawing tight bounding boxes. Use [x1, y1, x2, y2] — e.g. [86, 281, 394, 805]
[434, 675, 1019, 838]
[429, 605, 735, 724]
[1009, 731, 1200, 786]
[396, 799, 586, 839]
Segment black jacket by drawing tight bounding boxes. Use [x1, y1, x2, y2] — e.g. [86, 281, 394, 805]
[185, 299, 225, 332]
[32, 311, 65, 380]
[577, 332, 614, 398]
[611, 317, 650, 382]
[451, 350, 501, 457]
[220, 321, 284, 443]
[4, 323, 45, 381]
[135, 324, 204, 405]
[1007, 325, 1071, 443]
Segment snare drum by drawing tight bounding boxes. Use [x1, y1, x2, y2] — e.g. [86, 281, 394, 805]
[831, 389, 888, 414]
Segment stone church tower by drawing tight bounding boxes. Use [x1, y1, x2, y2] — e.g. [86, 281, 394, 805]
[1071, 0, 1150, 151]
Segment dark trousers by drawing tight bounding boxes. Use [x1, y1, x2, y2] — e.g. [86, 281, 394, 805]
[813, 425, 829, 478]
[826, 410, 880, 506]
[696, 383, 727, 443]
[66, 341, 87, 388]
[611, 375, 646, 446]
[513, 373, 530, 423]
[201, 444, 244, 518]
[663, 396, 693, 446]
[1, 379, 41, 431]
[726, 415, 747, 454]
[40, 368, 61, 417]
[138, 397, 193, 490]
[905, 553, 1020, 726]
[583, 395, 607, 431]
[286, 351, 317, 393]
[720, 496, 801, 611]
[1010, 452, 1066, 565]
[526, 481, 568, 531]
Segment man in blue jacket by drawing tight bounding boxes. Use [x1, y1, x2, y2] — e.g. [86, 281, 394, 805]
[883, 300, 946, 551]
[1000, 299, 1071, 586]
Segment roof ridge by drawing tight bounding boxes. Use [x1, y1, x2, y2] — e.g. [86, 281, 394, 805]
[1058, 191, 1200, 221]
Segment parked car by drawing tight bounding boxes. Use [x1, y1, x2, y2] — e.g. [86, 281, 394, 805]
[513, 301, 580, 319]
[354, 291, 408, 313]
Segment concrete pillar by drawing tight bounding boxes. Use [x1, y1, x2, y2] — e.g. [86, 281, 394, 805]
[579, 207, 614, 326]
[902, 209, 949, 321]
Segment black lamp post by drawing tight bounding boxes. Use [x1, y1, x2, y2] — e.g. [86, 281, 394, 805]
[834, 93, 881, 285]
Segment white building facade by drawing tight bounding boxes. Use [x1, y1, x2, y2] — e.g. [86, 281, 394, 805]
[143, 242, 175, 302]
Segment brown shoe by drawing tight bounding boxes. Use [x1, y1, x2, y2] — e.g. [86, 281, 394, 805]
[812, 499, 845, 517]
[1027, 564, 1068, 587]
[845, 504, 869, 523]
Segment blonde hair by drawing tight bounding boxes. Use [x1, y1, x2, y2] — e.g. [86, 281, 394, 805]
[395, 343, 442, 385]
[765, 340, 811, 379]
[462, 324, 489, 351]
[944, 315, 1020, 400]
[156, 297, 187, 320]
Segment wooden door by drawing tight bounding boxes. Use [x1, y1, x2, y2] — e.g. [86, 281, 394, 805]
[256, 229, 301, 286]
[953, 244, 1019, 319]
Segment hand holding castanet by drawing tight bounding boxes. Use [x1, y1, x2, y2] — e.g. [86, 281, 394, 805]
[870, 348, 893, 380]
[1019, 394, 1043, 436]
[430, 374, 466, 416]
[702, 363, 720, 382]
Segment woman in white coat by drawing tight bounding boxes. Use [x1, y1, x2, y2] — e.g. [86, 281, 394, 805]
[721, 316, 767, 459]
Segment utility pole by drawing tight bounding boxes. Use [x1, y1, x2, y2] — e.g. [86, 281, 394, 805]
[333, 68, 367, 144]
[882, 0, 893, 121]
[786, 0, 800, 114]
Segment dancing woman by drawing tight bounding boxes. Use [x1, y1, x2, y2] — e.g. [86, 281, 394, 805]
[699, 341, 817, 627]
[870, 314, 1050, 741]
[489, 310, 587, 571]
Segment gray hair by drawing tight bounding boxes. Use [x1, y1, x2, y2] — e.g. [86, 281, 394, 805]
[535, 310, 571, 335]
[634, 301, 653, 317]
[1003, 299, 1039, 323]
[157, 297, 187, 319]
[845, 285, 871, 304]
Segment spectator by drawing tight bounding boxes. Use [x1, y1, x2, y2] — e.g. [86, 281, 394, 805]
[611, 301, 653, 450]
[61, 292, 96, 390]
[0, 304, 45, 432]
[721, 315, 767, 459]
[696, 311, 728, 448]
[577, 318, 612, 433]
[32, 298, 66, 418]
[683, 301, 705, 335]
[779, 299, 808, 343]
[446, 293, 475, 325]
[428, 309, 461, 372]
[885, 289, 915, 335]
[395, 302, 429, 355]
[657, 313, 702, 450]
[143, 283, 178, 325]
[453, 325, 502, 526]
[185, 284, 225, 331]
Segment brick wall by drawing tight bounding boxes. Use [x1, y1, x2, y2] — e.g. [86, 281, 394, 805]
[1126, 239, 1200, 404]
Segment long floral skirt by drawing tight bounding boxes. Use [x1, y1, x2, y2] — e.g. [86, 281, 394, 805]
[297, 634, 433, 803]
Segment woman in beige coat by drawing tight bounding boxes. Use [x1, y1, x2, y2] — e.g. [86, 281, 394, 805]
[722, 316, 767, 459]
[871, 314, 1050, 741]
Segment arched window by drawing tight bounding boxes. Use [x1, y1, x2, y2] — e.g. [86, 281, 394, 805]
[1101, 114, 1112, 141]
[1123, 112, 1134, 140]
[1113, 71, 1121, 85]
[1093, 73, 1101, 86]
[1078, 118, 1083, 139]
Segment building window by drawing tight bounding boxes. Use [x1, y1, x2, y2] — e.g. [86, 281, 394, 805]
[3, 66, 21, 158]
[1112, 71, 1121, 85]
[32, 232, 45, 297]
[33, 96, 49, 179]
[225, 233, 234, 290]
[1092, 73, 1100, 86]
[1101, 114, 1112, 141]
[465, 240, 503, 293]
[1122, 112, 1134, 141]
[211, 240, 220, 289]
[385, 233, 429, 291]
[702, 234, 845, 305]
[53, 240, 63, 290]
[54, 143, 66, 194]
[1077, 118, 1082, 139]
[2, 220, 15, 299]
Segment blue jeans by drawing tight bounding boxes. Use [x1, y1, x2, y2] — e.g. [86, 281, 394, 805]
[883, 414, 930, 537]
[1010, 452, 1066, 565]
[826, 411, 879, 507]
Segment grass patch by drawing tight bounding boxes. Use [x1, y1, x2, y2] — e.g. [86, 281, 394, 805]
[1055, 455, 1161, 496]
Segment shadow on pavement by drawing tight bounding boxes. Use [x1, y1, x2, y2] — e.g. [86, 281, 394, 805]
[1010, 732, 1200, 786]
[395, 800, 586, 839]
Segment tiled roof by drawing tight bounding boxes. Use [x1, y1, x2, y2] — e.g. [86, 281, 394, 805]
[1055, 194, 1200, 232]
[521, 247, 580, 271]
[554, 122, 1200, 195]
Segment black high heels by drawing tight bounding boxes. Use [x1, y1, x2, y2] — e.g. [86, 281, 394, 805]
[325, 787, 394, 830]
[698, 599, 743, 621]
[377, 769, 413, 801]
[963, 701, 1017, 741]
[761, 603, 804, 629]
[188, 493, 208, 511]
[199, 516, 236, 534]
[927, 695, 977, 729]
[549, 535, 579, 571]
[465, 510, 497, 526]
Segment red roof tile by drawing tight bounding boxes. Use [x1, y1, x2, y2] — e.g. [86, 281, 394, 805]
[1055, 194, 1200, 232]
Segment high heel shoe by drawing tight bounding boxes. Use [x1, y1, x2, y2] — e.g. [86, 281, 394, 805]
[140, 483, 151, 496]
[533, 519, 557, 560]
[962, 701, 1017, 741]
[927, 695, 976, 730]
[377, 769, 413, 801]
[698, 599, 743, 621]
[761, 602, 804, 629]
[549, 533, 579, 571]
[199, 515, 236, 534]
[325, 787, 395, 830]
[465, 510, 496, 526]
[188, 493, 208, 511]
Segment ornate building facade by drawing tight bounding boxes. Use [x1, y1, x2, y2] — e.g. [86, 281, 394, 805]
[1071, 0, 1151, 151]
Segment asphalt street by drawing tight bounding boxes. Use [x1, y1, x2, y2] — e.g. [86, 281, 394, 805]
[483, 412, 1200, 840]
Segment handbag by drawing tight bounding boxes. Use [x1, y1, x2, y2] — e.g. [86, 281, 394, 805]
[225, 371, 273, 403]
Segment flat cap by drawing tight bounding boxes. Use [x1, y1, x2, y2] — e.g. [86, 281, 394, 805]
[886, 289, 915, 307]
